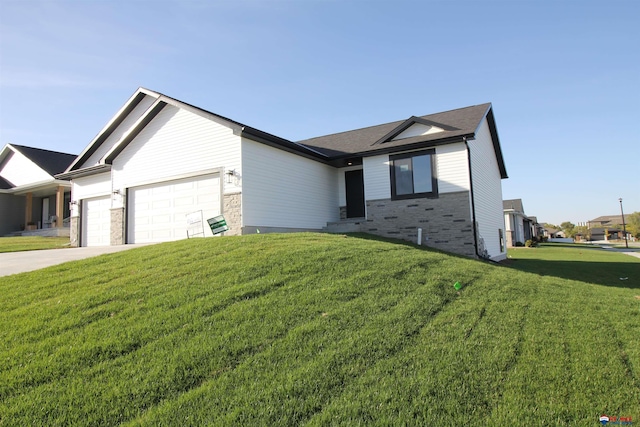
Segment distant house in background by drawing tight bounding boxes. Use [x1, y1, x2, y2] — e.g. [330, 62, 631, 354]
[528, 216, 545, 239]
[587, 214, 632, 241]
[0, 144, 76, 236]
[503, 198, 540, 246]
[543, 227, 565, 239]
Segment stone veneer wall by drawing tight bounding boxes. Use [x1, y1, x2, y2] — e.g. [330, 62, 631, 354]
[70, 216, 79, 247]
[505, 230, 515, 248]
[339, 206, 347, 220]
[364, 191, 476, 258]
[223, 193, 242, 236]
[110, 208, 125, 245]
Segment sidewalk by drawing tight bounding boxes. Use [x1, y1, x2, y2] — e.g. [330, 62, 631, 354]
[0, 245, 149, 277]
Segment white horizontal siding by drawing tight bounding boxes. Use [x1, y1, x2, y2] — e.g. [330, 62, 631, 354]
[435, 143, 470, 194]
[82, 95, 157, 167]
[393, 123, 444, 140]
[71, 173, 111, 217]
[363, 145, 469, 200]
[363, 155, 391, 201]
[469, 117, 506, 260]
[112, 105, 241, 195]
[0, 150, 51, 186]
[242, 139, 339, 229]
[73, 173, 111, 200]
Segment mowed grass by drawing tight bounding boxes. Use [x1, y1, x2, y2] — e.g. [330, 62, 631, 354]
[0, 233, 638, 426]
[506, 243, 640, 288]
[0, 236, 70, 253]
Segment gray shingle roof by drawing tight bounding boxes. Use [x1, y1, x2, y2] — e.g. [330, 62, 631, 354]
[0, 175, 13, 189]
[12, 145, 77, 176]
[297, 103, 492, 157]
[503, 199, 524, 213]
[65, 87, 507, 180]
[589, 215, 630, 224]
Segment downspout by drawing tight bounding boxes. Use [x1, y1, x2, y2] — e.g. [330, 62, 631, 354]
[464, 137, 481, 258]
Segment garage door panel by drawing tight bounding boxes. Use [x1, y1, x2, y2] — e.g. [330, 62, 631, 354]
[128, 174, 220, 244]
[82, 196, 110, 247]
[175, 196, 196, 207]
[152, 215, 172, 224]
[175, 181, 195, 191]
[152, 186, 171, 195]
[197, 194, 216, 204]
[152, 200, 171, 209]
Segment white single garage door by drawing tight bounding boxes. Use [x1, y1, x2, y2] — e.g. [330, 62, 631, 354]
[127, 174, 221, 244]
[82, 196, 111, 247]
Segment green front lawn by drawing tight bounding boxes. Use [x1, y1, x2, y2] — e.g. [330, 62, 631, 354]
[0, 236, 71, 253]
[507, 243, 639, 288]
[1, 234, 638, 425]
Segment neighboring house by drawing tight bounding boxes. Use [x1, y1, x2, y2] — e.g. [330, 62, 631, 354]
[528, 216, 545, 239]
[0, 144, 76, 236]
[503, 199, 539, 246]
[587, 215, 632, 241]
[57, 88, 508, 260]
[588, 215, 630, 228]
[543, 227, 565, 239]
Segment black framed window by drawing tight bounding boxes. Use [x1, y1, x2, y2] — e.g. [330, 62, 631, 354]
[390, 149, 438, 199]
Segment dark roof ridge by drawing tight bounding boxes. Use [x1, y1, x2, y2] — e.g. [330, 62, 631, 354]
[11, 144, 77, 176]
[145, 88, 249, 130]
[297, 102, 492, 144]
[11, 144, 76, 157]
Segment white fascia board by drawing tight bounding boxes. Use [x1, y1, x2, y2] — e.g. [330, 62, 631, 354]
[9, 179, 71, 195]
[65, 88, 161, 172]
[102, 98, 166, 163]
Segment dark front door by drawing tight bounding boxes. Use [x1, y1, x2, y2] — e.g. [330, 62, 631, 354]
[345, 169, 365, 218]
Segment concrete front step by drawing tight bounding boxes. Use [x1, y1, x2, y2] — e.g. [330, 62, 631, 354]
[323, 218, 366, 234]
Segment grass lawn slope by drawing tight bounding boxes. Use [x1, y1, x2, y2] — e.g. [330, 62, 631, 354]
[1, 233, 638, 426]
[0, 236, 71, 253]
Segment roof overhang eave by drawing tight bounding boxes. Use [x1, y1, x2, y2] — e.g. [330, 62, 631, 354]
[358, 134, 475, 158]
[239, 127, 332, 164]
[9, 179, 72, 196]
[476, 105, 508, 179]
[55, 164, 112, 180]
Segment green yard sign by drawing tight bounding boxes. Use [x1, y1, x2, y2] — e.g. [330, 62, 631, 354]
[207, 215, 229, 235]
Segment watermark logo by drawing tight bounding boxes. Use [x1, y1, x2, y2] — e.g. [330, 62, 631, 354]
[600, 415, 633, 425]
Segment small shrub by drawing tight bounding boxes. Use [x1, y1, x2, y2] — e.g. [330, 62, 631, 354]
[525, 239, 536, 247]
[515, 242, 524, 247]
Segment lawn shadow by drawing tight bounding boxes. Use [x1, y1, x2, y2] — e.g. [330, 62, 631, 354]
[340, 233, 640, 289]
[501, 259, 640, 289]
[343, 232, 478, 261]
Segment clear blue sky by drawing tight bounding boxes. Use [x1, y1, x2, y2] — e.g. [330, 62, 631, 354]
[1, 0, 638, 225]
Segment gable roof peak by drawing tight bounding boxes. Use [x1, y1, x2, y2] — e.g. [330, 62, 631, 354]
[4, 143, 76, 176]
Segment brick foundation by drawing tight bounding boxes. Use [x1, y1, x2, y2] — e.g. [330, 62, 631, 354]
[339, 206, 347, 220]
[365, 191, 476, 258]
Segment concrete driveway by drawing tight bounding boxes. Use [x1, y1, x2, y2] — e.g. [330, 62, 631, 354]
[0, 245, 149, 277]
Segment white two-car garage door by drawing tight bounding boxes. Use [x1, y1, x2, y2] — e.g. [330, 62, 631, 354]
[127, 174, 221, 244]
[82, 196, 111, 247]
